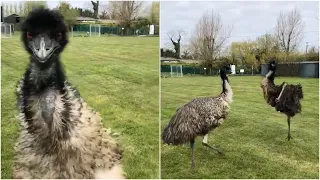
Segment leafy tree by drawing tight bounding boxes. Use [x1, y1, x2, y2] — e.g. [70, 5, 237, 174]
[108, 1, 143, 35]
[22, 1, 47, 16]
[231, 40, 258, 69]
[148, 1, 159, 25]
[57, 2, 79, 30]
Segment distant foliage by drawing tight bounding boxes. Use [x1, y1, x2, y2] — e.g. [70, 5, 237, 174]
[57, 2, 79, 30]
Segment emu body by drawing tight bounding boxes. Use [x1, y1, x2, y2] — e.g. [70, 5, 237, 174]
[260, 60, 303, 140]
[13, 8, 124, 179]
[162, 66, 233, 168]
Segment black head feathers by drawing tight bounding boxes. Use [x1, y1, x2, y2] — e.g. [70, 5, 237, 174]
[21, 8, 67, 33]
[220, 65, 231, 82]
[268, 59, 277, 71]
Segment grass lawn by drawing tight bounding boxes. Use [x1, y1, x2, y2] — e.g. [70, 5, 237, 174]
[161, 76, 319, 179]
[1, 35, 159, 179]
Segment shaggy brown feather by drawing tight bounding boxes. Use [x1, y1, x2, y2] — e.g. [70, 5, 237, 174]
[14, 81, 125, 179]
[162, 78, 233, 145]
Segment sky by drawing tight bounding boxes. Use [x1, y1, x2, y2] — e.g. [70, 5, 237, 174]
[2, 1, 152, 16]
[160, 1, 319, 53]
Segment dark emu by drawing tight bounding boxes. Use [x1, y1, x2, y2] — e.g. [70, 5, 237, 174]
[162, 66, 233, 168]
[260, 60, 303, 140]
[13, 9, 125, 179]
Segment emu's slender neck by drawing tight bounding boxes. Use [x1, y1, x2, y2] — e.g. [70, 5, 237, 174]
[222, 79, 227, 93]
[220, 78, 233, 103]
[25, 56, 66, 94]
[266, 70, 275, 81]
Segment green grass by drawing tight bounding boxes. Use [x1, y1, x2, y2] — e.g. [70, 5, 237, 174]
[1, 35, 159, 179]
[161, 76, 319, 179]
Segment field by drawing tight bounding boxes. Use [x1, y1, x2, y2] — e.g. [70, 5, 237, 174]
[161, 76, 319, 179]
[1, 35, 159, 178]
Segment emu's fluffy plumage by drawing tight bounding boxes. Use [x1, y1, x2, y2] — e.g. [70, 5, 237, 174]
[260, 60, 303, 140]
[13, 9, 124, 179]
[162, 86, 232, 145]
[162, 66, 233, 168]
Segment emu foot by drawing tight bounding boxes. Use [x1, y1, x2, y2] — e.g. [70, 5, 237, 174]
[202, 142, 225, 155]
[286, 135, 293, 141]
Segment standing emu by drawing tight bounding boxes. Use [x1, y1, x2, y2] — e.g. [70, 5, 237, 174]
[162, 66, 233, 168]
[260, 60, 303, 140]
[13, 9, 124, 179]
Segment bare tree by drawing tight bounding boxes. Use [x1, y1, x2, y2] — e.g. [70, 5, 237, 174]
[91, 1, 99, 19]
[167, 30, 185, 59]
[190, 10, 232, 74]
[100, 8, 108, 19]
[108, 1, 143, 35]
[275, 8, 305, 59]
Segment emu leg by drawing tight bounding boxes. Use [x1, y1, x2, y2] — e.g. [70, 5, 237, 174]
[287, 116, 293, 141]
[201, 134, 224, 155]
[190, 139, 195, 169]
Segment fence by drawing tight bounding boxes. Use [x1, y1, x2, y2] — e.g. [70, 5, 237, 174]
[261, 61, 319, 78]
[1, 23, 13, 38]
[72, 24, 154, 37]
[161, 64, 261, 77]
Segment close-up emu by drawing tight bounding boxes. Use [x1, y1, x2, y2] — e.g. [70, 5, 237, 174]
[260, 60, 304, 140]
[162, 66, 233, 168]
[13, 8, 124, 178]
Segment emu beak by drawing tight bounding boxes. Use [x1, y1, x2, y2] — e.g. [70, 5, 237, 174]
[29, 34, 59, 63]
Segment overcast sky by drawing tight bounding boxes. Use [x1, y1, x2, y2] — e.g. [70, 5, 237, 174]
[2, 1, 152, 16]
[160, 1, 319, 52]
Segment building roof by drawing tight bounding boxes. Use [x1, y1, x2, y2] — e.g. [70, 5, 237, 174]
[97, 19, 119, 24]
[76, 16, 96, 21]
[5, 13, 20, 18]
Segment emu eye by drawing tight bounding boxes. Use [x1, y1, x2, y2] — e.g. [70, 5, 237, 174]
[56, 33, 62, 40]
[26, 32, 32, 39]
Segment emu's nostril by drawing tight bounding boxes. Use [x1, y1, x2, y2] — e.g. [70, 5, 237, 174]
[46, 48, 50, 51]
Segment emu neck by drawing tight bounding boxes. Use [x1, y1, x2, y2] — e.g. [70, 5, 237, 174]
[27, 57, 65, 94]
[266, 70, 275, 81]
[22, 56, 71, 150]
[221, 79, 233, 102]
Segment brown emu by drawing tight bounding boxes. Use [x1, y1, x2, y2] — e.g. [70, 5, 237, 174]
[162, 66, 233, 168]
[13, 8, 124, 179]
[260, 60, 303, 141]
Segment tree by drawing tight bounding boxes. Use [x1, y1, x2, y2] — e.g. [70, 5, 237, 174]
[4, 4, 9, 16]
[18, 2, 23, 15]
[275, 7, 305, 59]
[57, 2, 79, 30]
[99, 4, 109, 19]
[148, 1, 159, 25]
[190, 10, 232, 74]
[9, 3, 14, 14]
[75, 7, 94, 18]
[22, 1, 47, 16]
[14, 2, 19, 14]
[91, 1, 99, 19]
[307, 46, 317, 54]
[231, 40, 257, 70]
[108, 1, 143, 35]
[254, 33, 280, 62]
[167, 30, 185, 59]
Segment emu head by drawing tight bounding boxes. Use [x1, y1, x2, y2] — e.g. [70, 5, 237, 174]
[220, 65, 231, 83]
[21, 8, 68, 64]
[268, 60, 277, 71]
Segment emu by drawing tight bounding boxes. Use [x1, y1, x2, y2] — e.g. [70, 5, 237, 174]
[260, 60, 303, 140]
[162, 66, 233, 168]
[13, 8, 124, 179]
